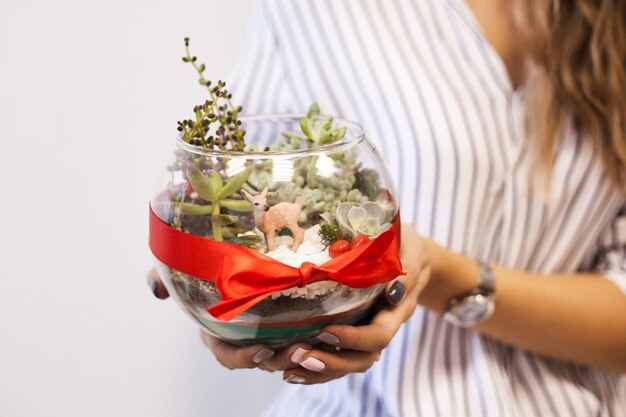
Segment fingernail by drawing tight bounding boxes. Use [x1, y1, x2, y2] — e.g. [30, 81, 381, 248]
[290, 347, 309, 364]
[252, 348, 275, 364]
[150, 279, 159, 298]
[317, 332, 340, 345]
[300, 357, 325, 372]
[284, 374, 306, 384]
[387, 281, 405, 305]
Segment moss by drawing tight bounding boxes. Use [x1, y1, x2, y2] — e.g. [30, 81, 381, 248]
[318, 224, 351, 248]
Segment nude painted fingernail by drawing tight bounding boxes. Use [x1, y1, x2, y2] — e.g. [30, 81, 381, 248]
[290, 347, 309, 364]
[316, 332, 340, 345]
[300, 357, 325, 372]
[284, 374, 306, 384]
[252, 348, 274, 364]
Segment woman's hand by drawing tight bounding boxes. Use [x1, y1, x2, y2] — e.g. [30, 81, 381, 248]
[147, 224, 432, 384]
[275, 225, 429, 384]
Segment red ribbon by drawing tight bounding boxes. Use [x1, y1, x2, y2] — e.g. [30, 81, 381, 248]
[149, 206, 405, 321]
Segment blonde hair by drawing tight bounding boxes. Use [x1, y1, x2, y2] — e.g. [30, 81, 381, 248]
[515, 0, 626, 189]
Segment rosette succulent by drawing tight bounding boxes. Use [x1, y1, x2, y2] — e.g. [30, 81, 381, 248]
[336, 201, 393, 238]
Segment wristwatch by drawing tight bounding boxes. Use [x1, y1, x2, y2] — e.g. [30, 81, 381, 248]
[443, 261, 496, 327]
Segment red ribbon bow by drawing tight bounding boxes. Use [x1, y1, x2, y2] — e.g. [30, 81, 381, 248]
[149, 206, 404, 321]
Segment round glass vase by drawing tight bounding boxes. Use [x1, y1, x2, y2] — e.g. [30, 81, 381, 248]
[151, 114, 399, 347]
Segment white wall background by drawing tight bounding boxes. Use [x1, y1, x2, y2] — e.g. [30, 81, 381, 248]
[0, 1, 285, 416]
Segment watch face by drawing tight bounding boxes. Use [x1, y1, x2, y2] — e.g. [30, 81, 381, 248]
[457, 302, 490, 323]
[444, 294, 495, 327]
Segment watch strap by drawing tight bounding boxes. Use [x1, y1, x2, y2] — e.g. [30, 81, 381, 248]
[474, 261, 495, 295]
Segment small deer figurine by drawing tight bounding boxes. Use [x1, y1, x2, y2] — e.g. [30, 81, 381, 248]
[241, 186, 304, 252]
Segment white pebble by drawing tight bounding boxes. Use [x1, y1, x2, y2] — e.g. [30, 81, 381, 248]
[265, 225, 334, 299]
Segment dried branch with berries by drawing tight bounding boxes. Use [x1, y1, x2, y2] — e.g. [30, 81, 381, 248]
[178, 38, 245, 151]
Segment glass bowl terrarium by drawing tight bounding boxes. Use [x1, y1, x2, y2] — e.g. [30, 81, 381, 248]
[149, 40, 402, 347]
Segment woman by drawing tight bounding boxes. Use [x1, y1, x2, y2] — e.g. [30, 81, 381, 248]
[149, 0, 626, 415]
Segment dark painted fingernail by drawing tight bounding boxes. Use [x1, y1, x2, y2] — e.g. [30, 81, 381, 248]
[252, 348, 275, 364]
[387, 281, 405, 305]
[150, 279, 159, 298]
[284, 374, 306, 384]
[317, 332, 340, 345]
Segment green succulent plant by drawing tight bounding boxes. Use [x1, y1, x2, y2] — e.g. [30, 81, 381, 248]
[354, 168, 381, 199]
[336, 201, 393, 238]
[180, 165, 253, 241]
[282, 103, 347, 149]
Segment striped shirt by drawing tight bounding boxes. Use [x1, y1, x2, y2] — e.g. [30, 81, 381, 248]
[228, 0, 626, 416]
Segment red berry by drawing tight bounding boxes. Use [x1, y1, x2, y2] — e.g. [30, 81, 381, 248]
[329, 240, 350, 258]
[350, 234, 370, 250]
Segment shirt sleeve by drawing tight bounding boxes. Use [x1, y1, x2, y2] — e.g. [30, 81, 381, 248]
[227, 0, 295, 118]
[593, 202, 626, 294]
